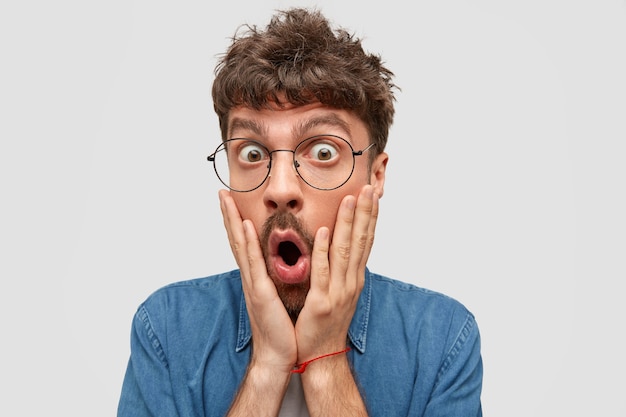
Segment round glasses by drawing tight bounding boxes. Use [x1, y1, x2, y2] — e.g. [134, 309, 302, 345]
[207, 135, 374, 192]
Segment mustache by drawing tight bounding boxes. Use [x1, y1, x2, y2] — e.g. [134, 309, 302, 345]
[260, 212, 314, 251]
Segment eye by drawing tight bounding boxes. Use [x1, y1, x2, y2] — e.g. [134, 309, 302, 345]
[310, 141, 339, 161]
[238, 142, 267, 163]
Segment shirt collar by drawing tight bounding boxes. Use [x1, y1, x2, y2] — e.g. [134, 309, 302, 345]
[236, 269, 373, 354]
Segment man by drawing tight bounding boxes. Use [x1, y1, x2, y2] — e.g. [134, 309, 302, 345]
[118, 7, 483, 417]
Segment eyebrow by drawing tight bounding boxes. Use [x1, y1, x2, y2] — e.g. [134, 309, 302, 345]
[228, 112, 353, 141]
[293, 114, 352, 139]
[228, 118, 267, 138]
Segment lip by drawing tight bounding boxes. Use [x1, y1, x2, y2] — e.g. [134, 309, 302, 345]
[268, 229, 311, 284]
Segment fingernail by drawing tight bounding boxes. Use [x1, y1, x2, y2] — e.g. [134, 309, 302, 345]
[345, 196, 356, 210]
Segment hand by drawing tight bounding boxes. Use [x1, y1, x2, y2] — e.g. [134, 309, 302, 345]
[295, 184, 379, 363]
[219, 190, 297, 373]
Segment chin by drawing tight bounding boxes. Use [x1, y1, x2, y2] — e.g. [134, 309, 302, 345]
[273, 278, 309, 321]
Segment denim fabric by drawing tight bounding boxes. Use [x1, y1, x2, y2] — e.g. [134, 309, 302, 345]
[118, 269, 483, 416]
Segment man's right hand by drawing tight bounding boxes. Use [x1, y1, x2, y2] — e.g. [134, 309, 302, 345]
[219, 189, 298, 373]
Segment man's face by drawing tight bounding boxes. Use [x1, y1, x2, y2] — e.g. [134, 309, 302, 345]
[226, 100, 387, 318]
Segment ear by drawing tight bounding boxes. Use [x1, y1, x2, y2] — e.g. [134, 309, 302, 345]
[370, 152, 388, 198]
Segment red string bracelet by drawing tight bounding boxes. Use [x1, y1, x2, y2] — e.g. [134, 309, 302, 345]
[291, 347, 351, 374]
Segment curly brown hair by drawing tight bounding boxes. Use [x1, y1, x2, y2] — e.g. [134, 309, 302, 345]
[211, 7, 398, 159]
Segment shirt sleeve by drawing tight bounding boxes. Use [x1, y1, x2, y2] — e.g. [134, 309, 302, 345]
[117, 304, 179, 417]
[422, 311, 483, 417]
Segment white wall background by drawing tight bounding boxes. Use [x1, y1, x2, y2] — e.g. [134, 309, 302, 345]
[1, 0, 625, 415]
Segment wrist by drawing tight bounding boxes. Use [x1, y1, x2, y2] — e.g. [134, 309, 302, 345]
[292, 347, 351, 374]
[299, 353, 354, 392]
[249, 355, 295, 377]
[244, 360, 292, 396]
[227, 360, 292, 417]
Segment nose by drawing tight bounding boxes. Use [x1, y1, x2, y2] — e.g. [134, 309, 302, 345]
[263, 150, 303, 211]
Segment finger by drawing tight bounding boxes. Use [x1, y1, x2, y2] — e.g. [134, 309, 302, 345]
[360, 188, 379, 270]
[218, 190, 250, 276]
[329, 193, 357, 275]
[310, 226, 331, 294]
[328, 186, 372, 293]
[220, 193, 277, 305]
[219, 190, 240, 251]
[345, 185, 374, 287]
[242, 219, 274, 292]
[338, 185, 374, 272]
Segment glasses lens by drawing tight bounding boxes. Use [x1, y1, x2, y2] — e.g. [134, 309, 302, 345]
[294, 135, 355, 190]
[209, 136, 358, 192]
[211, 139, 271, 192]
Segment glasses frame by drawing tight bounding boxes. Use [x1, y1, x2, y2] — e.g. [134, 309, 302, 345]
[207, 135, 375, 192]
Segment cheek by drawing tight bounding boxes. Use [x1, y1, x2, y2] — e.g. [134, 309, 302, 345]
[231, 194, 263, 225]
[306, 192, 344, 232]
[320, 182, 369, 232]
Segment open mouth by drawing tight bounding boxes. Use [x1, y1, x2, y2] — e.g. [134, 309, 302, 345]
[268, 230, 311, 284]
[278, 240, 302, 266]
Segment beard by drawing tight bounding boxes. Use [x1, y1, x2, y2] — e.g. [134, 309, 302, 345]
[260, 212, 315, 322]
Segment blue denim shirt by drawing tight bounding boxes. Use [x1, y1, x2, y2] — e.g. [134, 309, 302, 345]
[118, 269, 482, 416]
